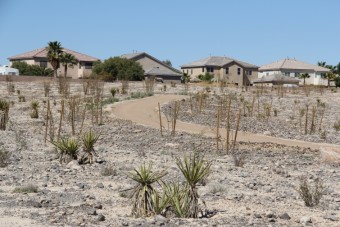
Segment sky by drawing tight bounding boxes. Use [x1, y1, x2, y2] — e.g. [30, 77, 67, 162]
[1, 0, 339, 69]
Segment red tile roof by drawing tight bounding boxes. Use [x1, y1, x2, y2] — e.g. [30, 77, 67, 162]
[8, 47, 99, 62]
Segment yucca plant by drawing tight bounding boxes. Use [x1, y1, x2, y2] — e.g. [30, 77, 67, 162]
[128, 164, 167, 217]
[30, 101, 39, 118]
[80, 129, 100, 164]
[52, 137, 79, 163]
[163, 182, 190, 218]
[176, 153, 211, 218]
[151, 187, 171, 216]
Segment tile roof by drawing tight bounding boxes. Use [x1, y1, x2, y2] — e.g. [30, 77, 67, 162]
[145, 67, 181, 76]
[8, 47, 99, 62]
[259, 58, 330, 72]
[181, 56, 259, 68]
[121, 52, 182, 74]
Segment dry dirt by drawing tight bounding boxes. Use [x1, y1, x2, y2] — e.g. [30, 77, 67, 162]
[0, 80, 339, 227]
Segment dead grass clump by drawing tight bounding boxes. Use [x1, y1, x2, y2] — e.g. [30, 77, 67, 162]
[0, 99, 10, 130]
[30, 101, 39, 118]
[12, 184, 38, 193]
[101, 165, 117, 176]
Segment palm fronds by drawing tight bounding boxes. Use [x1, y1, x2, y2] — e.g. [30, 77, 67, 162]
[52, 137, 79, 163]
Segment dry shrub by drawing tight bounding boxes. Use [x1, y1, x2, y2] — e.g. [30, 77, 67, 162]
[0, 150, 11, 167]
[296, 176, 325, 207]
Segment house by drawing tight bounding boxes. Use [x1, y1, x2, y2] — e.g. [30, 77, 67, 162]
[8, 48, 99, 78]
[0, 65, 19, 76]
[121, 52, 182, 81]
[259, 58, 330, 86]
[180, 56, 259, 86]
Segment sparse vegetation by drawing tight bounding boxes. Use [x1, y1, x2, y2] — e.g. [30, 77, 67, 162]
[0, 150, 11, 167]
[30, 101, 39, 118]
[52, 137, 80, 163]
[12, 184, 38, 193]
[296, 176, 325, 207]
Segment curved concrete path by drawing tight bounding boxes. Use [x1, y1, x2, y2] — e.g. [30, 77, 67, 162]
[106, 95, 340, 150]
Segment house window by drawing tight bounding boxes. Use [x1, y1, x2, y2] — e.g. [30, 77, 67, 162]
[294, 72, 300, 77]
[85, 62, 93, 69]
[284, 72, 290, 77]
[40, 61, 47, 68]
[247, 70, 252, 75]
[237, 68, 241, 75]
[207, 67, 214, 73]
[225, 67, 229, 74]
[202, 67, 204, 72]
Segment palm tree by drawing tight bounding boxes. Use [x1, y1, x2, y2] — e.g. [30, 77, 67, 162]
[46, 41, 63, 77]
[325, 65, 337, 88]
[299, 73, 310, 86]
[317, 61, 326, 67]
[60, 53, 78, 78]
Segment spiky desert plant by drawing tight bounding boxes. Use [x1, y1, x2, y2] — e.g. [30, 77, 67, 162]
[164, 182, 190, 218]
[80, 129, 100, 164]
[52, 137, 79, 163]
[30, 101, 39, 118]
[128, 164, 167, 217]
[150, 187, 171, 216]
[176, 153, 212, 218]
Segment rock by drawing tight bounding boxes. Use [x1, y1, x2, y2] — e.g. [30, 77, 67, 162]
[66, 160, 83, 170]
[300, 216, 312, 224]
[279, 212, 291, 220]
[94, 203, 103, 209]
[263, 131, 272, 136]
[97, 214, 105, 221]
[254, 213, 262, 218]
[87, 208, 97, 215]
[323, 214, 338, 221]
[96, 183, 104, 188]
[265, 210, 276, 218]
[121, 220, 129, 226]
[154, 214, 166, 222]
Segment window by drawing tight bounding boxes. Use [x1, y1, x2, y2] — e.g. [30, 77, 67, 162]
[85, 62, 93, 69]
[225, 67, 229, 74]
[40, 61, 47, 68]
[237, 68, 241, 75]
[294, 72, 300, 77]
[247, 70, 252, 75]
[207, 67, 214, 73]
[202, 67, 204, 72]
[284, 72, 290, 77]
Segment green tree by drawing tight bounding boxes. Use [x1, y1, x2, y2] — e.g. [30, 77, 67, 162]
[326, 65, 337, 88]
[162, 59, 172, 67]
[93, 57, 144, 81]
[60, 53, 78, 78]
[11, 62, 29, 75]
[11, 61, 53, 76]
[299, 73, 310, 86]
[46, 41, 63, 77]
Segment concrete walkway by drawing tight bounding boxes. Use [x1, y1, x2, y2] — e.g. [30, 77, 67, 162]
[106, 94, 340, 150]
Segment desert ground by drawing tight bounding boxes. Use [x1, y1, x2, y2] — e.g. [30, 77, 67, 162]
[0, 78, 339, 227]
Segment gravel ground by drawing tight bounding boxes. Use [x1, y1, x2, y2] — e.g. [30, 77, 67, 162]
[0, 81, 339, 226]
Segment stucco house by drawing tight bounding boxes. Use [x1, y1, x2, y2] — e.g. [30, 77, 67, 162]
[181, 56, 259, 86]
[8, 48, 99, 78]
[121, 52, 182, 81]
[259, 58, 330, 86]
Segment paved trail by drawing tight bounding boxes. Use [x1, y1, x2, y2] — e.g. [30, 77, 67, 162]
[106, 95, 340, 150]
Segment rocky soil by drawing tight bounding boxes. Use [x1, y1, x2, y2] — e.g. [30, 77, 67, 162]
[0, 80, 339, 226]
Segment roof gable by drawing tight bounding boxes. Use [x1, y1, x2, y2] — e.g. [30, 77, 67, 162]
[181, 56, 258, 69]
[8, 47, 99, 62]
[121, 52, 182, 74]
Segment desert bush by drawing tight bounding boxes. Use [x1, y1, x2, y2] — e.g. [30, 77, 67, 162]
[0, 100, 10, 130]
[0, 150, 11, 167]
[164, 182, 190, 218]
[30, 101, 39, 118]
[12, 184, 38, 193]
[102, 97, 119, 105]
[128, 164, 167, 217]
[129, 92, 154, 99]
[176, 153, 211, 218]
[80, 130, 100, 164]
[110, 87, 117, 97]
[18, 95, 26, 102]
[232, 152, 246, 167]
[101, 165, 117, 176]
[296, 176, 325, 207]
[209, 184, 226, 195]
[333, 120, 340, 132]
[52, 137, 79, 163]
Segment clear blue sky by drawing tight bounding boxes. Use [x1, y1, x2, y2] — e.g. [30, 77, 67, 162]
[1, 0, 339, 69]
